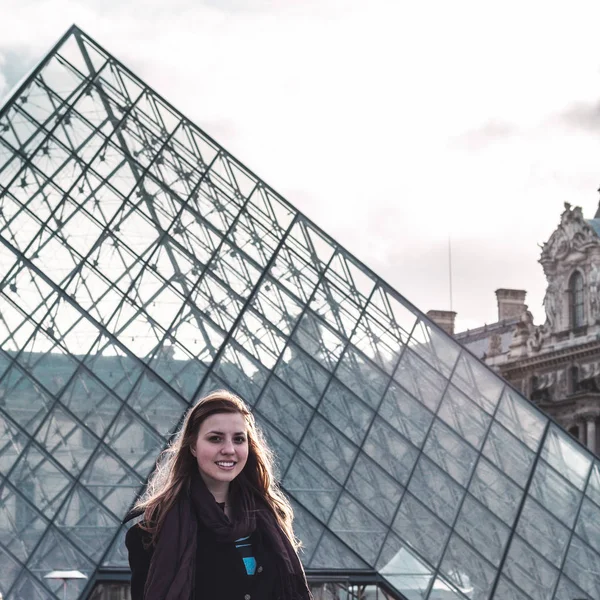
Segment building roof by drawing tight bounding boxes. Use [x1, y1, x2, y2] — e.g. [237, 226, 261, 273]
[455, 318, 520, 358]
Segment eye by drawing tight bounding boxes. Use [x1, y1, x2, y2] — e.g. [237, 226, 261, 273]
[234, 436, 246, 444]
[208, 435, 222, 443]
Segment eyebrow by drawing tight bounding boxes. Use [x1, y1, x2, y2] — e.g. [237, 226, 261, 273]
[205, 430, 246, 436]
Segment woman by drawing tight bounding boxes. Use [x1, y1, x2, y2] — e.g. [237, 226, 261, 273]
[124, 390, 312, 600]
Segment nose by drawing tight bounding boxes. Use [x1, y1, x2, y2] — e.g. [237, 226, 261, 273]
[221, 439, 235, 455]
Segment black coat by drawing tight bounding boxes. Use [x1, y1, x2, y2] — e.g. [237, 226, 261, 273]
[126, 521, 279, 600]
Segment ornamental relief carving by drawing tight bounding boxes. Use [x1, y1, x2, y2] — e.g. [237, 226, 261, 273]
[540, 203, 599, 268]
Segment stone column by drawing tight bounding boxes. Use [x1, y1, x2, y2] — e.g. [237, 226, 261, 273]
[586, 418, 597, 454]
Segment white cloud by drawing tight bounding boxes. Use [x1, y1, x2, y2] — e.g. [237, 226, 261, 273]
[1, 0, 600, 332]
[0, 54, 7, 103]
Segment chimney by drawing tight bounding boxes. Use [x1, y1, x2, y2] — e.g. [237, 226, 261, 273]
[495, 289, 527, 321]
[427, 310, 457, 335]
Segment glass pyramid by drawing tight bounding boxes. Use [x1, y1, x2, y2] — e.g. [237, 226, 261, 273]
[0, 25, 599, 600]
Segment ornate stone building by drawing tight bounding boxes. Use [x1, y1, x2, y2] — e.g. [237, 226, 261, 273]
[449, 201, 600, 454]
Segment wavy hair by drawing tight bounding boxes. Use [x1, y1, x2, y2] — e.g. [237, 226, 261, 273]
[133, 389, 299, 549]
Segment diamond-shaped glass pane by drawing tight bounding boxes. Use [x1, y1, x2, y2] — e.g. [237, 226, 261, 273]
[454, 494, 509, 567]
[283, 451, 341, 522]
[502, 536, 559, 600]
[393, 492, 450, 567]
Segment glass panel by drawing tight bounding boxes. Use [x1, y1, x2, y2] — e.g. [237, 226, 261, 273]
[495, 389, 546, 452]
[256, 377, 313, 443]
[300, 415, 357, 484]
[103, 407, 163, 477]
[483, 422, 536, 488]
[101, 524, 129, 568]
[54, 484, 120, 562]
[275, 342, 329, 408]
[251, 278, 303, 336]
[79, 447, 141, 518]
[36, 405, 97, 475]
[9, 571, 55, 600]
[335, 346, 389, 409]
[541, 425, 592, 491]
[28, 525, 93, 598]
[288, 499, 324, 566]
[563, 536, 600, 599]
[502, 536, 559, 600]
[293, 311, 345, 372]
[469, 458, 522, 526]
[377, 534, 434, 600]
[394, 348, 447, 412]
[585, 462, 600, 507]
[8, 445, 73, 520]
[0, 542, 23, 597]
[0, 365, 55, 431]
[213, 342, 267, 404]
[438, 385, 491, 450]
[363, 417, 419, 485]
[346, 454, 402, 524]
[451, 351, 504, 415]
[0, 481, 48, 563]
[393, 492, 451, 567]
[84, 343, 142, 400]
[423, 419, 478, 487]
[0, 413, 29, 474]
[575, 497, 600, 555]
[440, 534, 497, 600]
[350, 310, 403, 375]
[529, 461, 581, 528]
[493, 576, 532, 600]
[409, 319, 460, 378]
[232, 309, 285, 370]
[254, 413, 295, 476]
[60, 371, 122, 436]
[553, 574, 593, 600]
[379, 381, 434, 447]
[329, 492, 388, 565]
[516, 497, 570, 567]
[408, 455, 465, 524]
[428, 577, 471, 600]
[309, 530, 369, 569]
[310, 277, 362, 339]
[317, 379, 374, 445]
[454, 495, 510, 567]
[283, 451, 341, 522]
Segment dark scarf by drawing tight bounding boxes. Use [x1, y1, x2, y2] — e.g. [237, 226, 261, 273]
[142, 472, 312, 600]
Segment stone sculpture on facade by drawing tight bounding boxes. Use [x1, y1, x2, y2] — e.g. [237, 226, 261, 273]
[487, 333, 502, 357]
[542, 280, 560, 330]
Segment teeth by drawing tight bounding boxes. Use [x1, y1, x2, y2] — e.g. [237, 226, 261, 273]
[216, 461, 235, 467]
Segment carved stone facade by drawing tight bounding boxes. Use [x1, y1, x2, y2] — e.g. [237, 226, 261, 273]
[452, 201, 600, 455]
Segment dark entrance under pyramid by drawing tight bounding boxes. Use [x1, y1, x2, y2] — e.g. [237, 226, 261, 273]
[0, 25, 599, 600]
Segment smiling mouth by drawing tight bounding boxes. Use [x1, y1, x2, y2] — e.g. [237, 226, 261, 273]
[215, 461, 236, 469]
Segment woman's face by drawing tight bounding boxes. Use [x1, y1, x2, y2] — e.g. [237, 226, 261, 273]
[191, 412, 249, 493]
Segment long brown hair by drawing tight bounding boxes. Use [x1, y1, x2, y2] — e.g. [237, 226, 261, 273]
[133, 389, 299, 548]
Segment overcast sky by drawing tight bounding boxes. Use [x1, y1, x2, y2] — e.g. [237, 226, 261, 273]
[1, 0, 600, 332]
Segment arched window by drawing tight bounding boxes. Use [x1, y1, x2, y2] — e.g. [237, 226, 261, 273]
[570, 271, 585, 328]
